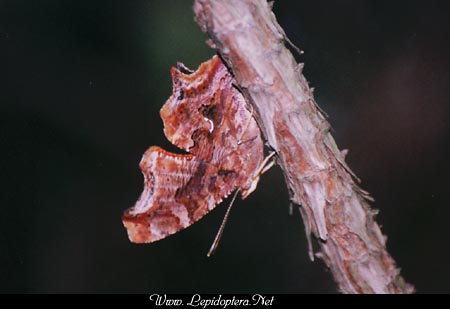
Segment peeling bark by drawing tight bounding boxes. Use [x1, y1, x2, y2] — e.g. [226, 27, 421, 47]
[194, 0, 414, 294]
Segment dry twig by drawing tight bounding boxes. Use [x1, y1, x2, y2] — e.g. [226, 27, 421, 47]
[194, 0, 414, 294]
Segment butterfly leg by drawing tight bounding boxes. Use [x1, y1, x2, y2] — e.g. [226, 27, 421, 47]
[257, 151, 276, 175]
[241, 151, 276, 199]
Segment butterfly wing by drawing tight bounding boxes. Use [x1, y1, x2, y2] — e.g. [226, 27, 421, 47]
[160, 55, 264, 193]
[122, 56, 264, 244]
[122, 146, 239, 243]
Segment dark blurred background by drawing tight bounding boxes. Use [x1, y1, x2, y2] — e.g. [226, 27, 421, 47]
[1, 0, 449, 293]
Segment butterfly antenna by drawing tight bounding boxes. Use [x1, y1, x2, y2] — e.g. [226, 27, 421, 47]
[207, 189, 240, 257]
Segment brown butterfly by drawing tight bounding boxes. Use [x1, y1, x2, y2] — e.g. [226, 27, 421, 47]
[122, 56, 272, 255]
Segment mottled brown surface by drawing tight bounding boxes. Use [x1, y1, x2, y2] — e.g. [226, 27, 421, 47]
[122, 56, 264, 243]
[194, 0, 414, 294]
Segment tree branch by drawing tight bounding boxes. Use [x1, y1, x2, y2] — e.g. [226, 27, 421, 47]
[194, 0, 414, 294]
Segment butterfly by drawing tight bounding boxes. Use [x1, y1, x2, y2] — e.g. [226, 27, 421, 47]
[122, 55, 273, 255]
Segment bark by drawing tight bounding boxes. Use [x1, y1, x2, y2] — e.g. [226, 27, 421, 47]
[194, 0, 414, 294]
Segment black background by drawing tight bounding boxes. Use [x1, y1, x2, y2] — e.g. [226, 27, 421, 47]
[1, 0, 450, 293]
